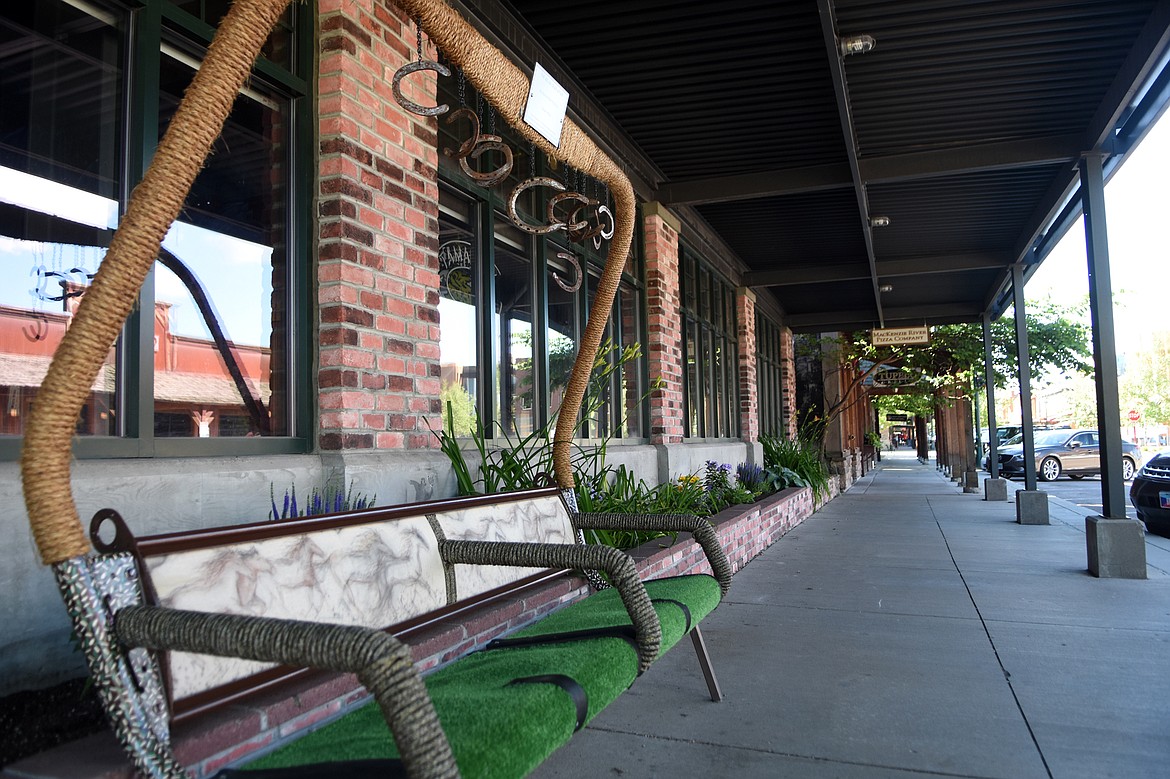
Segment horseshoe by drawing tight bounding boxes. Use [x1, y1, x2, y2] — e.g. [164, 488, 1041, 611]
[459, 133, 513, 187]
[592, 205, 616, 249]
[565, 201, 614, 246]
[595, 205, 615, 240]
[552, 252, 583, 293]
[392, 59, 451, 116]
[548, 192, 594, 235]
[566, 205, 602, 245]
[22, 315, 48, 342]
[37, 267, 94, 302]
[443, 107, 480, 160]
[508, 177, 569, 234]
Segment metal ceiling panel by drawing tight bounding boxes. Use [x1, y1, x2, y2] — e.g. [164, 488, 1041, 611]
[499, 0, 1170, 331]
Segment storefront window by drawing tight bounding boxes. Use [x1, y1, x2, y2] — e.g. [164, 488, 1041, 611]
[496, 224, 535, 436]
[0, 0, 308, 453]
[435, 67, 647, 442]
[681, 247, 739, 438]
[757, 313, 786, 437]
[438, 190, 480, 436]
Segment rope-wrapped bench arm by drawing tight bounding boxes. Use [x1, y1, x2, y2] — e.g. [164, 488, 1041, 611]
[115, 605, 460, 779]
[573, 513, 733, 596]
[438, 540, 661, 673]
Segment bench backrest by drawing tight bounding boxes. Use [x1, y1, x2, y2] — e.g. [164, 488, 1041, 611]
[92, 487, 576, 718]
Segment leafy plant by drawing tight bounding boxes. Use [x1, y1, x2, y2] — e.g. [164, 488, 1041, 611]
[431, 339, 656, 496]
[760, 432, 831, 501]
[269, 479, 376, 520]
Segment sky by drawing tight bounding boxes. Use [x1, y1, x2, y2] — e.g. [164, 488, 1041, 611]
[1025, 111, 1170, 351]
[0, 164, 272, 347]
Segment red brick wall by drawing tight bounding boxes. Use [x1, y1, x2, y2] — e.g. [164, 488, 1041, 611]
[644, 206, 684, 444]
[316, 1, 441, 452]
[737, 289, 759, 442]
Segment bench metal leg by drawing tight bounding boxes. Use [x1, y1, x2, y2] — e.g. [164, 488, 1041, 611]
[690, 626, 722, 702]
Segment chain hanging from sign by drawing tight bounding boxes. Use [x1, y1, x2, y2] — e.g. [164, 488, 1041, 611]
[389, 20, 613, 286]
[442, 76, 513, 187]
[392, 21, 451, 116]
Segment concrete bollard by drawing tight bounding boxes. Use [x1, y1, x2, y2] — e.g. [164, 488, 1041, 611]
[983, 478, 1008, 502]
[1016, 490, 1049, 524]
[1086, 516, 1147, 579]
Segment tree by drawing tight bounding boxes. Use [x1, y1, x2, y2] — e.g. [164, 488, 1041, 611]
[1120, 331, 1170, 426]
[808, 297, 1092, 435]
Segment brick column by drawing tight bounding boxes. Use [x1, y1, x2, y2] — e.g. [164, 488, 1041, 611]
[316, 1, 441, 452]
[643, 203, 684, 445]
[736, 288, 758, 442]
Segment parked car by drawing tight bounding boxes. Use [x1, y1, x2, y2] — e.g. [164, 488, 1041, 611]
[984, 429, 1142, 482]
[1130, 451, 1170, 536]
[979, 425, 1023, 454]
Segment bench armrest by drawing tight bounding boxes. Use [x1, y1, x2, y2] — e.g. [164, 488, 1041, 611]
[115, 605, 459, 779]
[573, 513, 733, 596]
[438, 540, 661, 673]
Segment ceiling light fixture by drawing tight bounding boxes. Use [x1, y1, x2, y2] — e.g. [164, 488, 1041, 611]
[879, 284, 894, 293]
[839, 34, 876, 56]
[870, 216, 890, 228]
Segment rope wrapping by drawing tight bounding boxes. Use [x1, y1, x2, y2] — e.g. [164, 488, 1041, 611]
[116, 606, 460, 779]
[573, 513, 734, 596]
[438, 539, 661, 672]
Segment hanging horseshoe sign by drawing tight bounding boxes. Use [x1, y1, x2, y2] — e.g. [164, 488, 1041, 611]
[443, 107, 480, 159]
[547, 191, 594, 234]
[509, 177, 570, 234]
[461, 134, 513, 186]
[592, 204, 615, 249]
[552, 251, 583, 293]
[392, 59, 451, 117]
[444, 108, 514, 187]
[565, 202, 616, 248]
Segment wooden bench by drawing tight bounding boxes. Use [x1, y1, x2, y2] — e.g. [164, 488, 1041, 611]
[90, 486, 732, 778]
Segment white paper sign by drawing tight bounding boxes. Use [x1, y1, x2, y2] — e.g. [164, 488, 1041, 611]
[523, 63, 569, 148]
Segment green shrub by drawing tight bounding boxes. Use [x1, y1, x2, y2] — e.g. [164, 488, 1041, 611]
[760, 433, 831, 501]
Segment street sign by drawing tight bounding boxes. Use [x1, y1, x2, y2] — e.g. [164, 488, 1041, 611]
[1128, 409, 1141, 422]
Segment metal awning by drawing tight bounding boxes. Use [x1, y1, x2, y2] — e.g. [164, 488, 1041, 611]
[491, 0, 1170, 332]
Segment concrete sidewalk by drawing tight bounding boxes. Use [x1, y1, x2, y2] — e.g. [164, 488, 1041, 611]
[532, 449, 1170, 779]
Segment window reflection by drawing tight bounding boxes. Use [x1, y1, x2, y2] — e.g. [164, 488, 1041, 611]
[547, 249, 579, 426]
[438, 190, 479, 436]
[0, 1, 124, 436]
[151, 48, 289, 437]
[495, 222, 534, 437]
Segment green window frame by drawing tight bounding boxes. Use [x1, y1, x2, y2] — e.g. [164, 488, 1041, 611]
[0, 0, 313, 460]
[435, 90, 648, 442]
[756, 311, 786, 437]
[681, 245, 739, 439]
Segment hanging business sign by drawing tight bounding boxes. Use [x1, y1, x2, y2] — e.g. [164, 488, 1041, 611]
[871, 326, 930, 346]
[872, 369, 919, 388]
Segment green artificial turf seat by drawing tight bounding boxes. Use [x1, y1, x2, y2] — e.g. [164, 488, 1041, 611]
[239, 575, 722, 779]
